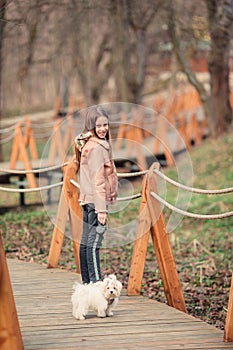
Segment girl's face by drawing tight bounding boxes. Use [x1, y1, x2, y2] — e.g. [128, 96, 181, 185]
[95, 116, 109, 139]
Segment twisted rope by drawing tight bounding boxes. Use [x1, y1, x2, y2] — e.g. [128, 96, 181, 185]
[0, 162, 147, 177]
[70, 179, 141, 201]
[0, 162, 69, 174]
[117, 169, 148, 177]
[150, 191, 233, 219]
[0, 181, 63, 193]
[0, 122, 20, 133]
[153, 168, 233, 195]
[0, 133, 15, 144]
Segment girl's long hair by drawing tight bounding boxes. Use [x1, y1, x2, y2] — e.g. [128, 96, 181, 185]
[83, 105, 110, 141]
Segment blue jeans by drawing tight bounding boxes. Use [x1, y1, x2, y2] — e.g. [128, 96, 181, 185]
[79, 203, 105, 284]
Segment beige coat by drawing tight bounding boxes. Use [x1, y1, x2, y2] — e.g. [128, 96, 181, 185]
[79, 136, 118, 213]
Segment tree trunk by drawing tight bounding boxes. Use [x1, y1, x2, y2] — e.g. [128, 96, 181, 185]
[168, 0, 233, 137]
[112, 0, 130, 102]
[206, 0, 233, 134]
[135, 29, 146, 104]
[0, 0, 7, 161]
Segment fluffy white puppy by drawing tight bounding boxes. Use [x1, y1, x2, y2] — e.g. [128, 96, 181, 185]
[71, 274, 122, 320]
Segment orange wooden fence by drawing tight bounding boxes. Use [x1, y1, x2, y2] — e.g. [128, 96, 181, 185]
[224, 271, 233, 342]
[0, 235, 24, 350]
[10, 122, 37, 188]
[127, 163, 186, 312]
[47, 155, 82, 274]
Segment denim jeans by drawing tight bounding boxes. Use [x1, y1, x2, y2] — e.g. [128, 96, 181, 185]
[79, 203, 105, 284]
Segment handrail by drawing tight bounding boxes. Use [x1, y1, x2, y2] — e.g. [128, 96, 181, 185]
[150, 191, 233, 219]
[153, 168, 233, 194]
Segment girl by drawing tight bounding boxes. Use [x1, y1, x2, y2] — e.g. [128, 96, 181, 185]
[75, 106, 118, 284]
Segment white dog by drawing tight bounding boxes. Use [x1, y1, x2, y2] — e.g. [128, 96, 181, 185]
[71, 274, 122, 320]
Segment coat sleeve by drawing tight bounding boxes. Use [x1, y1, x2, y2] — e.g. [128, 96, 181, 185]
[88, 145, 107, 213]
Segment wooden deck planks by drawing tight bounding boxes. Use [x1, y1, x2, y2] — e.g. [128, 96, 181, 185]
[7, 259, 233, 350]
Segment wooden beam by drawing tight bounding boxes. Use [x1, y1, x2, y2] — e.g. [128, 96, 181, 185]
[9, 123, 37, 188]
[147, 163, 186, 313]
[24, 116, 38, 160]
[153, 117, 174, 167]
[48, 120, 66, 165]
[224, 272, 233, 342]
[63, 157, 82, 273]
[47, 190, 69, 268]
[127, 174, 151, 295]
[47, 156, 82, 275]
[0, 234, 24, 350]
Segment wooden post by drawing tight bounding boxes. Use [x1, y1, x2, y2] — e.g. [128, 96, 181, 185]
[176, 115, 191, 152]
[127, 175, 151, 295]
[9, 123, 37, 188]
[47, 190, 69, 268]
[115, 113, 127, 151]
[63, 115, 75, 153]
[186, 113, 202, 146]
[47, 156, 82, 275]
[115, 110, 147, 170]
[0, 234, 24, 350]
[153, 117, 174, 167]
[53, 96, 63, 119]
[24, 116, 38, 160]
[63, 156, 82, 272]
[128, 163, 187, 313]
[131, 108, 148, 170]
[148, 163, 187, 312]
[224, 272, 233, 342]
[48, 119, 66, 165]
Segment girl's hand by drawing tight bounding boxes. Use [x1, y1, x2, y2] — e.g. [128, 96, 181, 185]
[98, 212, 108, 225]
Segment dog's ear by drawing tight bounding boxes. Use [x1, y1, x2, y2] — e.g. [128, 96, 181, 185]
[108, 274, 117, 281]
[102, 277, 110, 287]
[116, 280, 123, 293]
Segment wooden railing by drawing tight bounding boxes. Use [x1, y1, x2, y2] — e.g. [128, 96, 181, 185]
[0, 234, 24, 350]
[0, 160, 232, 344]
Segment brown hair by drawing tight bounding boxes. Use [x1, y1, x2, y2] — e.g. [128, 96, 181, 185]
[83, 105, 110, 141]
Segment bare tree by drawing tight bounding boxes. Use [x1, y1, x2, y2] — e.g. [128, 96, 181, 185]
[111, 0, 162, 103]
[127, 0, 162, 103]
[0, 0, 7, 161]
[110, 0, 130, 102]
[62, 1, 113, 106]
[167, 0, 233, 137]
[205, 0, 233, 134]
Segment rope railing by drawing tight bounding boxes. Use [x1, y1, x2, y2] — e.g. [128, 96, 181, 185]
[0, 161, 232, 215]
[0, 162, 147, 176]
[0, 162, 70, 174]
[117, 169, 148, 178]
[150, 191, 233, 219]
[0, 181, 63, 193]
[0, 122, 20, 133]
[70, 179, 141, 201]
[153, 168, 233, 195]
[0, 171, 143, 199]
[0, 133, 15, 144]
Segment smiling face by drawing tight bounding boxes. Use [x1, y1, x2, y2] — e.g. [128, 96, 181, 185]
[95, 116, 109, 139]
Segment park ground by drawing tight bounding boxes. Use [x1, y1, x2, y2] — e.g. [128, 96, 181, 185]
[0, 130, 233, 330]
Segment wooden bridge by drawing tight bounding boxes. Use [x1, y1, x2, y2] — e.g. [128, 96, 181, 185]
[1, 161, 233, 349]
[7, 259, 233, 350]
[1, 98, 233, 349]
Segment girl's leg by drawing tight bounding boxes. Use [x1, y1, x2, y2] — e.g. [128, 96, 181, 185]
[86, 204, 105, 283]
[79, 205, 90, 284]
